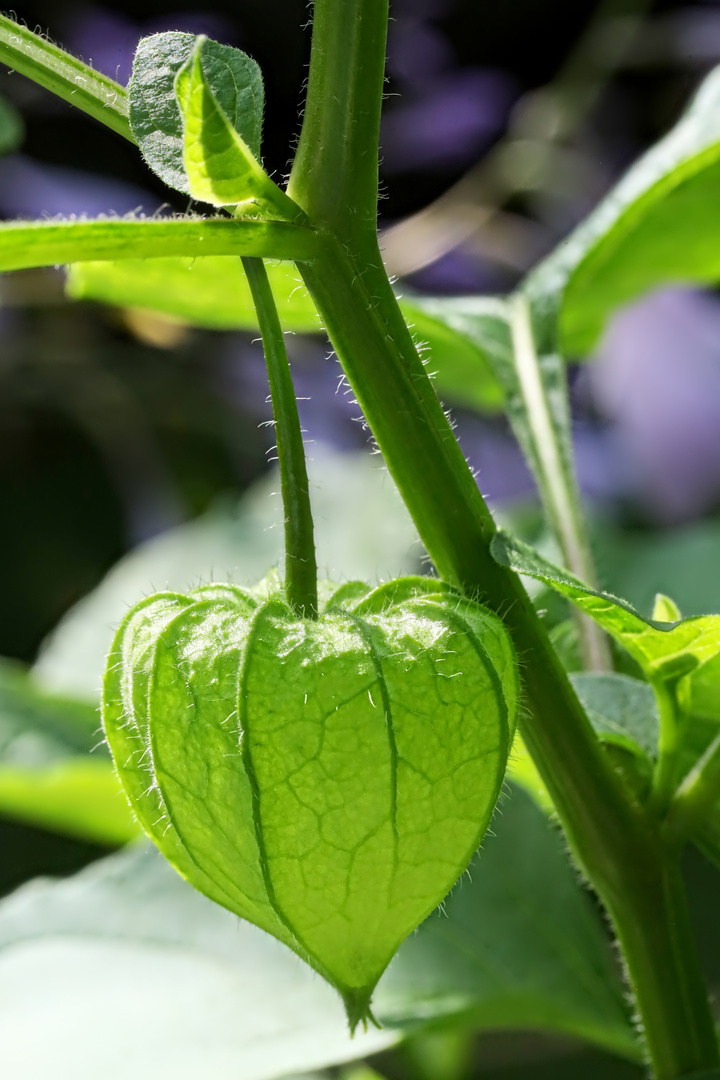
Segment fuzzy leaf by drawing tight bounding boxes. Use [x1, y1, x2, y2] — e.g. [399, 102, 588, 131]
[174, 36, 298, 218]
[569, 672, 658, 761]
[129, 31, 264, 196]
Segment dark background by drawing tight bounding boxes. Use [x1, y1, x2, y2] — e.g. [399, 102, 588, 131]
[1, 1, 720, 1075]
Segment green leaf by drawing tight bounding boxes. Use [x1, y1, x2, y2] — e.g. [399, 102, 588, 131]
[68, 256, 322, 332]
[508, 675, 658, 812]
[0, 15, 132, 142]
[526, 65, 720, 356]
[0, 786, 636, 1076]
[174, 36, 299, 219]
[569, 673, 658, 760]
[492, 530, 720, 691]
[103, 575, 516, 1026]
[0, 842, 396, 1078]
[0, 217, 318, 273]
[493, 529, 720, 820]
[129, 31, 264, 196]
[0, 659, 138, 845]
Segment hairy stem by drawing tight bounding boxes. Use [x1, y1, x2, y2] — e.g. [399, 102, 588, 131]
[290, 0, 719, 1073]
[0, 218, 320, 273]
[242, 256, 318, 618]
[0, 15, 132, 141]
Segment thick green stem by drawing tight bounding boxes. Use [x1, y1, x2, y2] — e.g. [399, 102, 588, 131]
[289, 0, 719, 1073]
[288, 0, 386, 260]
[299, 231, 719, 1080]
[242, 256, 318, 618]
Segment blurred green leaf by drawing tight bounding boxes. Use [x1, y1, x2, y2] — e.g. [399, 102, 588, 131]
[68, 257, 322, 332]
[0, 841, 395, 1079]
[526, 65, 720, 356]
[595, 517, 720, 621]
[67, 259, 506, 411]
[400, 295, 507, 412]
[569, 673, 658, 760]
[0, 659, 137, 845]
[0, 785, 636, 1078]
[507, 675, 658, 815]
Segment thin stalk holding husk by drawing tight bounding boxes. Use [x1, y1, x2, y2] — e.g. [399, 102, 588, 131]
[242, 255, 318, 618]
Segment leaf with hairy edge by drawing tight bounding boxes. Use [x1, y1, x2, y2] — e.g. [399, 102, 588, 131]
[0, 786, 636, 1078]
[103, 574, 517, 1028]
[492, 527, 720, 811]
[492, 530, 720, 690]
[0, 659, 137, 845]
[525, 65, 720, 356]
[129, 31, 264, 195]
[174, 36, 300, 219]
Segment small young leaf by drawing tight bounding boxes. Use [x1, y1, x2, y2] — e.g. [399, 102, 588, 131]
[653, 593, 682, 623]
[174, 36, 299, 218]
[103, 574, 517, 1027]
[129, 32, 264, 196]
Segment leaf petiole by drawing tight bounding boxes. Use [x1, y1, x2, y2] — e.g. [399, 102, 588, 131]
[0, 14, 132, 141]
